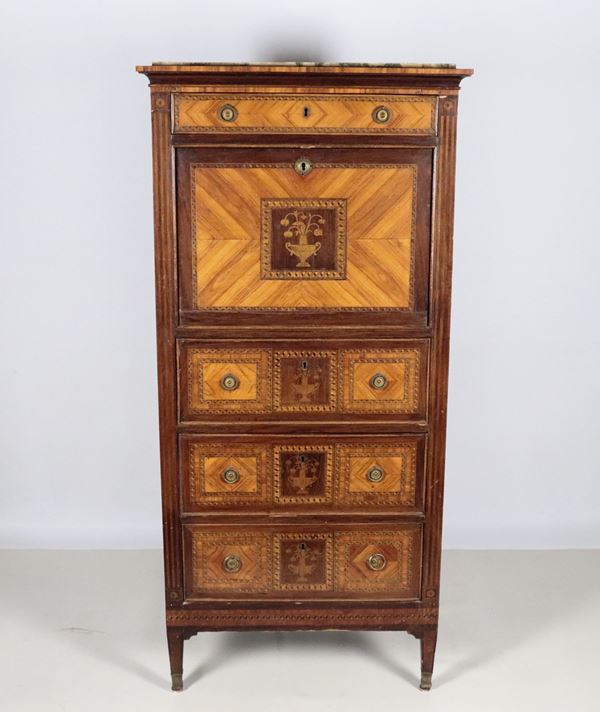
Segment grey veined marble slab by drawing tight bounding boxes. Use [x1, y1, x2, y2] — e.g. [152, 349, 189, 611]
[149, 61, 457, 68]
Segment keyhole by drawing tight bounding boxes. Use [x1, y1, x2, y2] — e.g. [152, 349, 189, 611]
[303, 106, 310, 118]
[300, 455, 307, 463]
[294, 157, 312, 176]
[299, 542, 307, 550]
[301, 360, 309, 371]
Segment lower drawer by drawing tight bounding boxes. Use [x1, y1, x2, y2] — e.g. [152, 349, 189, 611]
[183, 524, 422, 600]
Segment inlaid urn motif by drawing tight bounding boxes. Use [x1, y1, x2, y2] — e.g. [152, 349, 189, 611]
[261, 198, 347, 280]
[280, 209, 324, 267]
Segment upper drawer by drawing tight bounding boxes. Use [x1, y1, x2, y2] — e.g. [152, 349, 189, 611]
[178, 339, 429, 424]
[173, 93, 437, 135]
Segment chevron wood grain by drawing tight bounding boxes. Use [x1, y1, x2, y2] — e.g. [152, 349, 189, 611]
[174, 94, 436, 134]
[338, 443, 418, 506]
[186, 348, 271, 413]
[187, 442, 270, 508]
[192, 164, 416, 310]
[335, 528, 422, 595]
[340, 349, 422, 413]
[191, 531, 271, 593]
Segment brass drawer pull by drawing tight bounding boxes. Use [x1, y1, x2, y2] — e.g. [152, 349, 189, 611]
[220, 373, 240, 391]
[367, 466, 385, 483]
[218, 104, 238, 122]
[223, 555, 242, 573]
[369, 373, 388, 390]
[366, 553, 387, 571]
[222, 467, 240, 485]
[294, 157, 313, 176]
[372, 105, 392, 124]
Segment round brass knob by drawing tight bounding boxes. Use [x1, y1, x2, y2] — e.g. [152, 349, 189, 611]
[223, 555, 242, 573]
[218, 104, 238, 122]
[372, 105, 392, 124]
[369, 373, 388, 390]
[366, 553, 387, 571]
[220, 373, 240, 391]
[222, 467, 240, 485]
[367, 466, 385, 483]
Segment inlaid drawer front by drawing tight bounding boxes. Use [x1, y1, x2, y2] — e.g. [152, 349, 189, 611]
[174, 94, 436, 135]
[181, 436, 424, 511]
[185, 525, 422, 599]
[176, 147, 432, 324]
[179, 342, 428, 420]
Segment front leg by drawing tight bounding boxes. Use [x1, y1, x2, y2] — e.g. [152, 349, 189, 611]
[419, 627, 438, 690]
[167, 629, 185, 691]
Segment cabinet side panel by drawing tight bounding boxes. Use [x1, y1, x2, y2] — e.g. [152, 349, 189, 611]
[151, 90, 183, 606]
[422, 96, 459, 602]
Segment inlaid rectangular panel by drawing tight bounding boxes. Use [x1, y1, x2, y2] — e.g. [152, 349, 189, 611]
[174, 93, 436, 134]
[336, 439, 424, 509]
[273, 445, 334, 505]
[340, 348, 422, 414]
[183, 347, 271, 415]
[184, 524, 422, 600]
[273, 350, 337, 412]
[179, 341, 428, 422]
[190, 163, 414, 310]
[176, 147, 433, 327]
[185, 442, 270, 508]
[189, 531, 272, 594]
[274, 534, 334, 592]
[180, 435, 424, 512]
[335, 528, 422, 595]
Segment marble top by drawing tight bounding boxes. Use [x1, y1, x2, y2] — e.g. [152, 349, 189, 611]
[149, 62, 457, 68]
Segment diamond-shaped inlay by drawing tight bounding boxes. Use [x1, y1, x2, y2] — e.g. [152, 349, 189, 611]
[349, 543, 400, 580]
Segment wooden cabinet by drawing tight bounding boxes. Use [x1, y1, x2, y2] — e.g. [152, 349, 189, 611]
[137, 61, 472, 692]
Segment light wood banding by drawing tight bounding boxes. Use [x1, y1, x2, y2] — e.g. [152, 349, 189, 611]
[174, 94, 436, 134]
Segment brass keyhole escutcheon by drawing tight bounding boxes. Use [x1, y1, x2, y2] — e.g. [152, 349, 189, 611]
[372, 105, 392, 124]
[367, 553, 387, 571]
[300, 359, 309, 371]
[223, 555, 242, 573]
[303, 105, 311, 118]
[294, 157, 313, 176]
[369, 373, 388, 390]
[367, 466, 385, 483]
[222, 467, 240, 485]
[220, 373, 240, 391]
[218, 104, 238, 122]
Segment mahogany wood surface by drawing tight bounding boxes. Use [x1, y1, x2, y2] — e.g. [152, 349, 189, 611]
[137, 62, 472, 693]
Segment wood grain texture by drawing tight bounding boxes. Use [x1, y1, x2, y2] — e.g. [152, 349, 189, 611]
[184, 524, 422, 600]
[176, 146, 432, 328]
[139, 62, 472, 691]
[191, 163, 415, 310]
[185, 347, 271, 414]
[180, 434, 425, 512]
[174, 94, 436, 134]
[179, 341, 428, 421]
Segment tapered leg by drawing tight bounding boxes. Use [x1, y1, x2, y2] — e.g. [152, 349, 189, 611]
[167, 629, 184, 691]
[419, 628, 437, 691]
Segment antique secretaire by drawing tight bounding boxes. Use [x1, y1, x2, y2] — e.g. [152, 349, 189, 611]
[136, 62, 472, 691]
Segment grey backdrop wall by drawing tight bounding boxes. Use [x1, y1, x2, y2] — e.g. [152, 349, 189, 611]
[1, 0, 598, 549]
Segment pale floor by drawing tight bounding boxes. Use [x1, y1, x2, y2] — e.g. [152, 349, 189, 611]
[1, 550, 598, 712]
